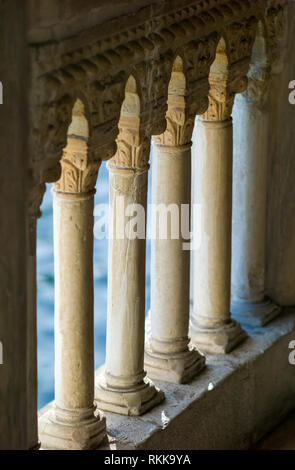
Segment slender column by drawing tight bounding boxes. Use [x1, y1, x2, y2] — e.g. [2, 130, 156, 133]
[39, 132, 105, 449]
[144, 96, 205, 383]
[95, 128, 164, 415]
[231, 65, 281, 326]
[190, 74, 247, 354]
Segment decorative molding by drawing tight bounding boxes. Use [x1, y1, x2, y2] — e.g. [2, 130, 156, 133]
[28, 0, 288, 181]
[153, 96, 196, 147]
[29, 1, 287, 77]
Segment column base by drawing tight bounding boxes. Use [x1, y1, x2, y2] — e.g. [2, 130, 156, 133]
[95, 371, 164, 416]
[231, 298, 282, 327]
[38, 404, 106, 450]
[190, 319, 247, 354]
[144, 341, 206, 384]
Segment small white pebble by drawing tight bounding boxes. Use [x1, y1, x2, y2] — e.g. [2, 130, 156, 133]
[208, 382, 214, 391]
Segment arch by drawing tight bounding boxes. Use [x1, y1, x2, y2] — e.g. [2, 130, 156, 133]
[63, 98, 89, 167]
[67, 98, 89, 141]
[120, 75, 141, 119]
[210, 37, 229, 78]
[237, 20, 271, 106]
[250, 20, 268, 67]
[168, 55, 186, 98]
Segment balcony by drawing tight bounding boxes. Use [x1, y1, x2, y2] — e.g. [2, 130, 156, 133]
[0, 0, 295, 451]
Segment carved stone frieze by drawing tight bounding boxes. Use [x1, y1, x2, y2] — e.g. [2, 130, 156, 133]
[30, 1, 286, 79]
[266, 5, 287, 48]
[265, 4, 288, 73]
[29, 0, 287, 180]
[181, 33, 220, 85]
[224, 18, 258, 65]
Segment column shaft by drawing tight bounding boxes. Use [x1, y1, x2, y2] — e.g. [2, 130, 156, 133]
[145, 143, 205, 383]
[231, 96, 281, 325]
[106, 169, 147, 384]
[39, 190, 105, 450]
[190, 119, 246, 354]
[54, 191, 95, 409]
[95, 165, 164, 415]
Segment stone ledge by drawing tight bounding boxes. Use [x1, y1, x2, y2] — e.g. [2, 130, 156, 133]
[100, 308, 295, 450]
[39, 308, 295, 450]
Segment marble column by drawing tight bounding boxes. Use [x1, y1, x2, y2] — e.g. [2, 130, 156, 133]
[95, 129, 164, 415]
[39, 135, 105, 449]
[190, 76, 247, 354]
[231, 65, 281, 326]
[144, 101, 205, 383]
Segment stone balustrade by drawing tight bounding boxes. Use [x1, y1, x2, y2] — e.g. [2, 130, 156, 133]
[20, 0, 290, 450]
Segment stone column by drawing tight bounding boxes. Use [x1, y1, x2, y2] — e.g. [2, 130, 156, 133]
[95, 127, 164, 415]
[144, 97, 205, 383]
[39, 135, 105, 449]
[190, 74, 247, 354]
[231, 64, 281, 326]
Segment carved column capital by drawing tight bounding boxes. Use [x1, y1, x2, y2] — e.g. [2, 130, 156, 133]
[240, 64, 271, 106]
[201, 72, 248, 122]
[54, 138, 101, 194]
[107, 117, 151, 173]
[152, 96, 195, 148]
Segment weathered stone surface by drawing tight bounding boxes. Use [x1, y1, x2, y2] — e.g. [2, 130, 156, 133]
[0, 0, 294, 451]
[146, 57, 205, 383]
[0, 0, 38, 451]
[191, 117, 247, 354]
[100, 309, 295, 450]
[266, 0, 295, 306]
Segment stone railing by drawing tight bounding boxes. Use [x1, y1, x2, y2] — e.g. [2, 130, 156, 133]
[25, 0, 288, 450]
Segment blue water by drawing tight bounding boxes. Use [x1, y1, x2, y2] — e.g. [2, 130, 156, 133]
[37, 161, 152, 409]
